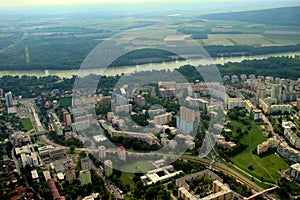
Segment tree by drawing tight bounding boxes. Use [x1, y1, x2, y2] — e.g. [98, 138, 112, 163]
[248, 164, 254, 171]
[70, 145, 75, 153]
[79, 151, 86, 158]
[165, 128, 171, 134]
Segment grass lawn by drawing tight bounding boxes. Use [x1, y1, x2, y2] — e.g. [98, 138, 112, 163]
[230, 119, 289, 183]
[59, 97, 72, 107]
[20, 118, 33, 131]
[120, 160, 154, 192]
[121, 160, 154, 173]
[120, 172, 135, 190]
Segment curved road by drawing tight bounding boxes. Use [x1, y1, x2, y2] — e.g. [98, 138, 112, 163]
[181, 155, 264, 193]
[39, 133, 264, 193]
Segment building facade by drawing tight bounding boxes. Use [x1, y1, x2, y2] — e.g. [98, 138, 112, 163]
[104, 160, 113, 177]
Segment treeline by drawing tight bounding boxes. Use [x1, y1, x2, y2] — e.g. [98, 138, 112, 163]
[175, 56, 300, 82]
[205, 44, 300, 57]
[217, 56, 300, 80]
[177, 27, 211, 39]
[0, 74, 122, 98]
[0, 75, 74, 98]
[48, 131, 84, 148]
[110, 136, 161, 152]
[215, 171, 253, 197]
[177, 27, 242, 39]
[28, 26, 103, 34]
[110, 48, 178, 67]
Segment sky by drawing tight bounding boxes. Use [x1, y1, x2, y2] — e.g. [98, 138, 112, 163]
[0, 0, 267, 7]
[1, 0, 299, 12]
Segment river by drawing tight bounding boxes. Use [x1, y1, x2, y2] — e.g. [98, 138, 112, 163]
[0, 51, 299, 78]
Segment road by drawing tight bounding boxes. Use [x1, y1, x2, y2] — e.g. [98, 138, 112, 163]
[39, 131, 265, 193]
[38, 128, 267, 193]
[25, 95, 267, 196]
[0, 31, 29, 53]
[20, 98, 45, 133]
[92, 164, 123, 199]
[39, 133, 269, 197]
[181, 155, 264, 193]
[11, 144, 21, 175]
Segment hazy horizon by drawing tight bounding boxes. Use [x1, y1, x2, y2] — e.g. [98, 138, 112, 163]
[1, 0, 300, 18]
[1, 0, 300, 9]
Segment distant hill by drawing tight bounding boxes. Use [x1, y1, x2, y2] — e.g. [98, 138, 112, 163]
[200, 6, 300, 26]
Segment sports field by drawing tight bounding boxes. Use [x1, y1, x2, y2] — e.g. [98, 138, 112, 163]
[20, 118, 33, 131]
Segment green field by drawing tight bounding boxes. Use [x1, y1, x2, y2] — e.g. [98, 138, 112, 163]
[119, 160, 153, 191]
[230, 120, 289, 183]
[59, 97, 72, 107]
[120, 172, 136, 190]
[121, 160, 154, 173]
[20, 118, 33, 131]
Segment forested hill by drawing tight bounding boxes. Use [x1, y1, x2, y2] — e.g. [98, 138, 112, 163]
[200, 6, 300, 26]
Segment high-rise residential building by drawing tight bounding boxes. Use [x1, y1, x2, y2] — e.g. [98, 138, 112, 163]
[118, 146, 126, 161]
[297, 98, 300, 110]
[256, 85, 267, 100]
[65, 113, 72, 126]
[179, 106, 196, 122]
[231, 75, 239, 83]
[65, 160, 76, 184]
[271, 84, 282, 101]
[134, 94, 146, 107]
[176, 106, 197, 135]
[99, 145, 106, 159]
[227, 98, 245, 110]
[104, 160, 113, 177]
[290, 163, 300, 183]
[5, 91, 13, 108]
[114, 93, 128, 106]
[81, 157, 92, 171]
[79, 170, 92, 185]
[115, 104, 132, 113]
[153, 113, 172, 126]
[62, 109, 72, 126]
[62, 109, 67, 122]
[240, 74, 247, 81]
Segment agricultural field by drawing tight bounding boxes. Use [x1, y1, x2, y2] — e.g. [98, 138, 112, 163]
[0, 33, 13, 38]
[202, 34, 274, 47]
